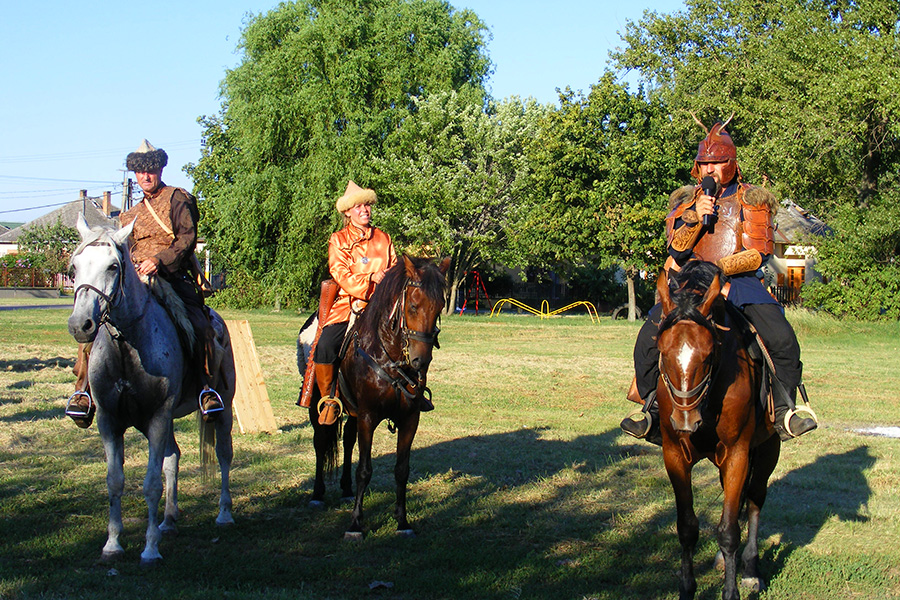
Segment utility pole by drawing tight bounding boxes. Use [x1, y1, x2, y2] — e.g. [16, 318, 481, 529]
[121, 169, 133, 211]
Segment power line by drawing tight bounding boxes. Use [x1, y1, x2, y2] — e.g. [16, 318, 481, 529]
[0, 175, 121, 184]
[0, 200, 81, 215]
[0, 139, 200, 165]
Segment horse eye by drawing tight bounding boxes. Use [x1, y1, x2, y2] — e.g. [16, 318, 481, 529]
[107, 263, 119, 272]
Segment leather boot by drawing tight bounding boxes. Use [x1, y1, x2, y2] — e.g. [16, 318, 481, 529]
[620, 389, 662, 446]
[66, 342, 95, 428]
[773, 382, 817, 440]
[315, 363, 342, 426]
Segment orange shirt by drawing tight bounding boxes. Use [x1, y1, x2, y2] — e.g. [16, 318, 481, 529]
[323, 224, 397, 326]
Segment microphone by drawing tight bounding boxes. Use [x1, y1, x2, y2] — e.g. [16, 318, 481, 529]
[701, 176, 718, 227]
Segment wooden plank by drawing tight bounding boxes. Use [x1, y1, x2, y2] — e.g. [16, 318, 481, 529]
[224, 319, 278, 434]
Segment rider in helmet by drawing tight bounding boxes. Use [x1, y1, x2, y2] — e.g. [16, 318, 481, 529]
[620, 117, 818, 443]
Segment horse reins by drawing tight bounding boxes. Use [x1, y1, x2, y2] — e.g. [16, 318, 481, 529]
[355, 277, 440, 404]
[72, 240, 148, 331]
[659, 315, 721, 413]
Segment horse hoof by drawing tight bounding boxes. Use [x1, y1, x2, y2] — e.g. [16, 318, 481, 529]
[713, 550, 725, 571]
[740, 577, 766, 592]
[99, 550, 124, 564]
[139, 556, 163, 569]
[396, 529, 415, 539]
[343, 531, 364, 542]
[308, 500, 326, 510]
[158, 523, 178, 535]
[215, 517, 235, 527]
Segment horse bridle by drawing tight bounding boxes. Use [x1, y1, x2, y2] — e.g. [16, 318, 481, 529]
[658, 316, 720, 413]
[356, 278, 441, 403]
[72, 241, 147, 330]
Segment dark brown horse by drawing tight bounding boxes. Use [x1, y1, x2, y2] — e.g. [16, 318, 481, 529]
[298, 255, 449, 539]
[655, 261, 781, 600]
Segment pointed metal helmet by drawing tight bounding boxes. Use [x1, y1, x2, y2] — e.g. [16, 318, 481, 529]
[689, 114, 740, 183]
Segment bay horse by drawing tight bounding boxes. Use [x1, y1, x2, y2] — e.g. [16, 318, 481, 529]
[67, 214, 236, 566]
[298, 255, 449, 539]
[655, 261, 781, 600]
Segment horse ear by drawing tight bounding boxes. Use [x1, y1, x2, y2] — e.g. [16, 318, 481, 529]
[402, 254, 418, 280]
[699, 274, 722, 317]
[76, 213, 92, 239]
[658, 270, 674, 315]
[111, 219, 135, 247]
[438, 257, 451, 275]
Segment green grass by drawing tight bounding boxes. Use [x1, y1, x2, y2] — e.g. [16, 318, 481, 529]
[1, 307, 899, 599]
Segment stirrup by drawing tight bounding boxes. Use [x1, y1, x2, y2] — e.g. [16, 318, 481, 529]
[781, 405, 818, 439]
[316, 396, 344, 417]
[65, 391, 93, 417]
[199, 388, 225, 417]
[620, 409, 654, 439]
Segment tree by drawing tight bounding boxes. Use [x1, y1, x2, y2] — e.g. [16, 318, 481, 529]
[368, 92, 549, 313]
[613, 0, 900, 319]
[188, 0, 491, 307]
[17, 219, 79, 284]
[519, 73, 690, 320]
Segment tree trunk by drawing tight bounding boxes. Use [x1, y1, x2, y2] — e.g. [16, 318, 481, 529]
[626, 268, 638, 322]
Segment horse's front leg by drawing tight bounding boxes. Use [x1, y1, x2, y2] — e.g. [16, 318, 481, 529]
[99, 422, 126, 562]
[740, 435, 780, 592]
[214, 410, 235, 525]
[345, 417, 374, 540]
[159, 429, 180, 534]
[340, 416, 358, 502]
[663, 444, 699, 600]
[393, 412, 420, 536]
[139, 417, 170, 566]
[718, 448, 751, 600]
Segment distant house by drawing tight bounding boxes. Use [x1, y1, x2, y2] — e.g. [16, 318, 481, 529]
[764, 199, 831, 303]
[0, 191, 119, 258]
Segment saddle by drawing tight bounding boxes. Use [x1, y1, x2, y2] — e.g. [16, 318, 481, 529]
[142, 274, 228, 387]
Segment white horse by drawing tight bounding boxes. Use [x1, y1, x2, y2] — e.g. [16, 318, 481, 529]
[67, 214, 235, 566]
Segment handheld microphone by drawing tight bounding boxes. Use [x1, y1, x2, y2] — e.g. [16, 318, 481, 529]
[701, 176, 718, 227]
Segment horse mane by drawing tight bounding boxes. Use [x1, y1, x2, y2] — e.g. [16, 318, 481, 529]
[658, 261, 723, 336]
[357, 256, 446, 333]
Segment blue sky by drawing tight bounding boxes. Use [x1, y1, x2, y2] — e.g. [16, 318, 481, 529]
[0, 0, 684, 224]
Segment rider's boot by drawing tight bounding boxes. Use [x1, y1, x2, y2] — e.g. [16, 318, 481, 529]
[315, 362, 342, 426]
[66, 342, 95, 428]
[620, 387, 662, 446]
[197, 328, 225, 422]
[773, 381, 818, 440]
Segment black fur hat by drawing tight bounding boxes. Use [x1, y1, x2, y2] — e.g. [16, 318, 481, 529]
[125, 139, 168, 173]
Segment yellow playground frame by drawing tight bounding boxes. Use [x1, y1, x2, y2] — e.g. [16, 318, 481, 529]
[488, 298, 601, 323]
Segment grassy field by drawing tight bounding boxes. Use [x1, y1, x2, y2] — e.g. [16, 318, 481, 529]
[1, 304, 899, 600]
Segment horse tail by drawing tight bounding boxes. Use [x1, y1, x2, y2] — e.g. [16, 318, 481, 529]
[198, 413, 216, 485]
[321, 419, 343, 476]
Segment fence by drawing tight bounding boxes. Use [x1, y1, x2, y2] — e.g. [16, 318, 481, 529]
[0, 267, 56, 288]
[769, 285, 801, 306]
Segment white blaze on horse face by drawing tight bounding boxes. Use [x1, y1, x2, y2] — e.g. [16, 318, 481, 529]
[676, 341, 700, 392]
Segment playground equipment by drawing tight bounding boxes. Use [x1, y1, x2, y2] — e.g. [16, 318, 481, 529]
[458, 270, 492, 315]
[489, 298, 600, 323]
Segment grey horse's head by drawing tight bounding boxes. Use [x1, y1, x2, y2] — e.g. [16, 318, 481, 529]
[67, 214, 135, 343]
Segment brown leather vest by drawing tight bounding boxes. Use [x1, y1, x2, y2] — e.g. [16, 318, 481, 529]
[666, 184, 774, 263]
[120, 188, 175, 266]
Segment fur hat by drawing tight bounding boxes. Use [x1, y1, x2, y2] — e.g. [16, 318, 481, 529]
[126, 139, 168, 173]
[335, 180, 377, 212]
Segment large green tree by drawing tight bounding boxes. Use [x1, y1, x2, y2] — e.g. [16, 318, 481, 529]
[519, 73, 690, 319]
[188, 0, 490, 307]
[614, 0, 900, 319]
[368, 92, 549, 313]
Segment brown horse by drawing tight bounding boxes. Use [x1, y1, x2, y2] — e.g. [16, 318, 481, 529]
[655, 261, 781, 600]
[298, 255, 449, 539]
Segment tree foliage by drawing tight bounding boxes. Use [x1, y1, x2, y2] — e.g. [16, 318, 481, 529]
[368, 92, 548, 312]
[17, 219, 79, 279]
[188, 0, 490, 307]
[519, 73, 690, 317]
[613, 0, 900, 319]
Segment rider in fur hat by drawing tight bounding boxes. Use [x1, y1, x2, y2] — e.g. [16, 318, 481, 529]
[620, 117, 818, 444]
[66, 140, 224, 426]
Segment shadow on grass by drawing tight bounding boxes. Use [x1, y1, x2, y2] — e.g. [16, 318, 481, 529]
[0, 422, 873, 600]
[0, 356, 75, 372]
